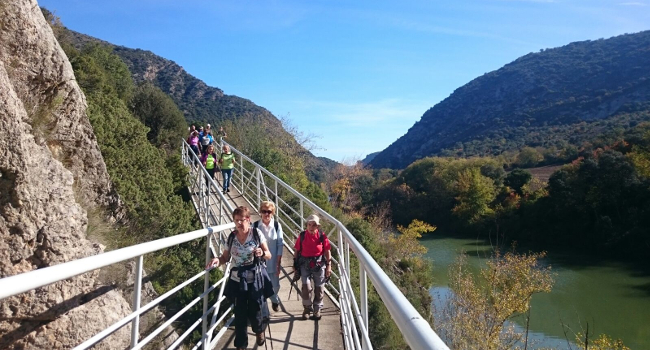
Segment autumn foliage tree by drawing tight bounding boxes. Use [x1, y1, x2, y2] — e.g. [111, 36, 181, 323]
[438, 250, 553, 350]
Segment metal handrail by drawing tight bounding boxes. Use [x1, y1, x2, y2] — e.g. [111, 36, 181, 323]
[0, 223, 235, 350]
[0, 225, 229, 300]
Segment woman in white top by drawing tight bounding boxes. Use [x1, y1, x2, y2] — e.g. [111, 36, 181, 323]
[253, 201, 284, 312]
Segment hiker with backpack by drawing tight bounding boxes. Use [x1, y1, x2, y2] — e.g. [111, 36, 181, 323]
[293, 214, 332, 320]
[253, 201, 284, 313]
[205, 206, 273, 350]
[218, 144, 236, 194]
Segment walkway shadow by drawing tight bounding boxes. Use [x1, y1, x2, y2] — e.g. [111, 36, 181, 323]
[0, 283, 116, 348]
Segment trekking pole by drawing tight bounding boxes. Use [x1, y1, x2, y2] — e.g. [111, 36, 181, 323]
[288, 270, 297, 301]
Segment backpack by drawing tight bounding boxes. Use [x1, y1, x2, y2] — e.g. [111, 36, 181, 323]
[226, 227, 262, 252]
[296, 230, 326, 256]
[252, 219, 279, 233]
[294, 230, 327, 273]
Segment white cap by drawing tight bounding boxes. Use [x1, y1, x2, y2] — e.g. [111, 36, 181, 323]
[306, 214, 320, 225]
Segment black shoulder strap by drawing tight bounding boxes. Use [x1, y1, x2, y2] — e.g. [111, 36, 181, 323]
[299, 230, 305, 253]
[274, 220, 279, 232]
[252, 227, 261, 246]
[253, 220, 259, 230]
[229, 228, 261, 251]
[299, 229, 326, 251]
[227, 231, 236, 251]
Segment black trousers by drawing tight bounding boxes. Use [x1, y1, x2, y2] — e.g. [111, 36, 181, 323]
[205, 167, 216, 191]
[233, 284, 265, 348]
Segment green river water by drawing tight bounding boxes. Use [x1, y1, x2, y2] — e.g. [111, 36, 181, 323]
[420, 234, 650, 349]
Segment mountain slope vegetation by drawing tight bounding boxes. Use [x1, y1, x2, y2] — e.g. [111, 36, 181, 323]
[65, 30, 333, 183]
[371, 31, 650, 169]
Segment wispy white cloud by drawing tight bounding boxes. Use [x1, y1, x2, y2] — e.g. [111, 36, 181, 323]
[288, 98, 433, 160]
[619, 2, 647, 5]
[293, 98, 430, 127]
[496, 0, 557, 3]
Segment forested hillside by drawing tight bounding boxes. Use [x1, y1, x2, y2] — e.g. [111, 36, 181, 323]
[65, 30, 334, 183]
[371, 31, 650, 169]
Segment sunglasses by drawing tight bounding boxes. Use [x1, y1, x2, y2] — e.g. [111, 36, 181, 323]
[260, 210, 273, 214]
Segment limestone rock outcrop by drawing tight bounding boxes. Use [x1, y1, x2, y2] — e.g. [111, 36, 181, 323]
[0, 0, 130, 348]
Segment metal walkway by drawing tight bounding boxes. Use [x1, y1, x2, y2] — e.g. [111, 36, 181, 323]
[0, 138, 449, 350]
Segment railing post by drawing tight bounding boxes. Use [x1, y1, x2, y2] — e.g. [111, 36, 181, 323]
[131, 255, 143, 348]
[256, 167, 261, 208]
[274, 179, 278, 209]
[300, 199, 304, 229]
[239, 158, 244, 195]
[345, 241, 350, 281]
[202, 232, 211, 350]
[360, 265, 369, 350]
[207, 183, 211, 226]
[219, 197, 223, 225]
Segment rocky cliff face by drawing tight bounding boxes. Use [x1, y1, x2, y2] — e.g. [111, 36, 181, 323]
[0, 0, 131, 348]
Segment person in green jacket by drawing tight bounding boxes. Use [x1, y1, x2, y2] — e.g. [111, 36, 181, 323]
[219, 144, 236, 194]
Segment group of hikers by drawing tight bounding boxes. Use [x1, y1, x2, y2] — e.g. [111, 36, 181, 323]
[187, 124, 234, 194]
[206, 204, 332, 350]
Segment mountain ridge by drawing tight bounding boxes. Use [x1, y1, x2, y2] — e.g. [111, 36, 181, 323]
[370, 31, 650, 169]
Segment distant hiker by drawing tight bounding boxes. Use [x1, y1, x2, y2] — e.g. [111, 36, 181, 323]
[206, 123, 211, 133]
[294, 214, 331, 320]
[201, 144, 218, 192]
[206, 206, 273, 350]
[218, 126, 228, 139]
[200, 130, 214, 153]
[218, 144, 236, 194]
[188, 130, 201, 158]
[253, 201, 284, 313]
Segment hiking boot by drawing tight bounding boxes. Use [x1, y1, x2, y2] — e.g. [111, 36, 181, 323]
[256, 332, 265, 346]
[302, 307, 311, 320]
[227, 188, 231, 192]
[272, 302, 279, 312]
[313, 308, 321, 320]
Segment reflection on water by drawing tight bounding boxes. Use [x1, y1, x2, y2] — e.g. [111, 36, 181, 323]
[421, 235, 650, 349]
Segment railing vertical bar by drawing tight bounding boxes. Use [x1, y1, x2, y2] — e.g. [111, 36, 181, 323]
[201, 233, 211, 349]
[219, 196, 223, 225]
[130, 255, 143, 349]
[239, 157, 244, 196]
[274, 179, 278, 209]
[205, 175, 209, 226]
[345, 240, 350, 281]
[360, 264, 369, 350]
[300, 199, 304, 229]
[256, 167, 261, 208]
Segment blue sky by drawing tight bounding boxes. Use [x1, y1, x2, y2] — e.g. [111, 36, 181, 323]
[39, 0, 650, 162]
